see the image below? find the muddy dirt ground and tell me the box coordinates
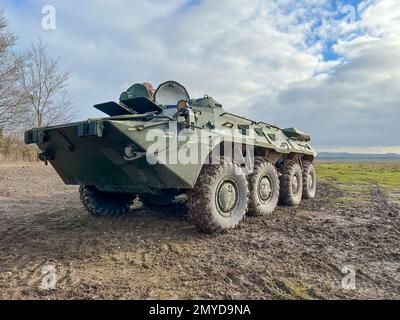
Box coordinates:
[0,162,399,299]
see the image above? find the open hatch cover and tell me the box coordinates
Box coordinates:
[154,81,190,106]
[94,101,133,117]
[94,81,189,116]
[94,97,163,116]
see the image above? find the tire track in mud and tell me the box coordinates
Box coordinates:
[359,184,400,296]
[0,163,399,299]
[370,184,400,231]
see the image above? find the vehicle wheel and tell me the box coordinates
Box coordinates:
[187,160,249,233]
[138,193,176,207]
[79,185,134,216]
[247,157,280,216]
[302,161,316,199]
[279,160,303,206]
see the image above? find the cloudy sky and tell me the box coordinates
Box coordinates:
[3,0,400,153]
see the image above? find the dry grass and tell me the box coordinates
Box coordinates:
[0,135,37,162]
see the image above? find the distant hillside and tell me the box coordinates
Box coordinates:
[317,152,400,160]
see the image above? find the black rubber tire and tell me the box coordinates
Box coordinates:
[187,159,249,233]
[138,194,176,207]
[279,160,303,206]
[302,161,316,199]
[247,157,280,216]
[79,185,134,216]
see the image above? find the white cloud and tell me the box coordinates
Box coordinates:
[245,0,400,149]
[3,0,400,152]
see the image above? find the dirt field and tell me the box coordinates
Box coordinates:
[0,162,399,299]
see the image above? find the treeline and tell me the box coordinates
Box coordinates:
[0,9,73,161]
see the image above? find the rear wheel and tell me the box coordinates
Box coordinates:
[188,160,248,233]
[247,158,280,216]
[279,160,303,206]
[79,185,134,216]
[302,161,316,199]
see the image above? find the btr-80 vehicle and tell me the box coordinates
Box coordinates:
[25,81,317,233]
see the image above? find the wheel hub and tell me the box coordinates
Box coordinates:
[216,179,239,217]
[308,173,314,190]
[259,176,272,202]
[292,174,299,193]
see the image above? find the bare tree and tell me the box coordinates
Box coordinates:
[19,38,73,128]
[0,9,26,134]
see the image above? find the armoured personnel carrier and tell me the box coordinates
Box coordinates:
[25,81,317,233]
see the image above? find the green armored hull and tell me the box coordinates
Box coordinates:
[26,81,317,233]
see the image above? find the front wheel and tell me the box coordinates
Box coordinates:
[79,185,134,216]
[187,160,248,233]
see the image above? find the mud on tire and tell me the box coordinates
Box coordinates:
[279,160,303,206]
[187,160,249,233]
[79,185,134,216]
[247,157,280,216]
[302,160,316,199]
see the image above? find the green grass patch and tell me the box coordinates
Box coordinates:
[338,184,370,194]
[316,162,400,187]
[335,196,367,204]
